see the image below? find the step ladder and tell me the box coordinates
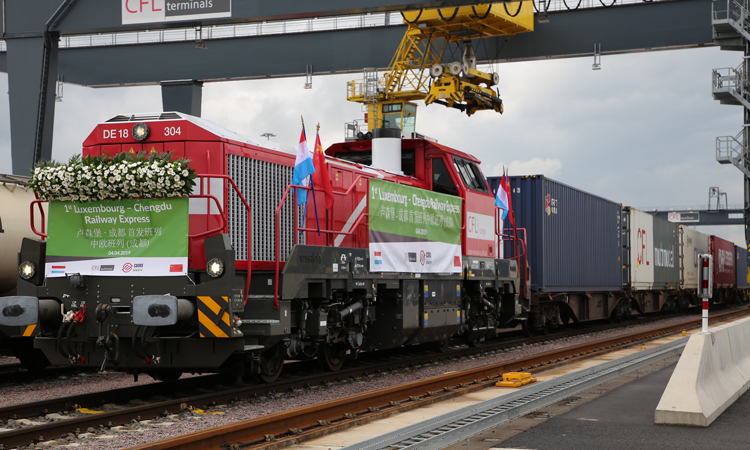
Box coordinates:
[712,0,750,178]
[716,129,750,178]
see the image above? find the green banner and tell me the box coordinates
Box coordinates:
[45,198,188,277]
[369,179,462,273]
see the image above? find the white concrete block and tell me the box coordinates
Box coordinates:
[655,317,750,427]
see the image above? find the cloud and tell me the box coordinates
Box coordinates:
[491,158,563,178]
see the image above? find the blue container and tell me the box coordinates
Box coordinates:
[488,175,622,293]
[735,245,749,289]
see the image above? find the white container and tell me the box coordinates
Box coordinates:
[624,208,655,290]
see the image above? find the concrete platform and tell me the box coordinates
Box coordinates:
[478,361,750,450]
[287,318,749,450]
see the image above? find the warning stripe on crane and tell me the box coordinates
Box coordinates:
[197,296,231,338]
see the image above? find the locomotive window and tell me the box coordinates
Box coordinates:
[452,157,489,193]
[432,158,458,196]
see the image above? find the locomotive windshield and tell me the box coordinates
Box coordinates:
[432,158,459,196]
[453,157,489,193]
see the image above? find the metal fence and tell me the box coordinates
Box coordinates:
[637,204,745,212]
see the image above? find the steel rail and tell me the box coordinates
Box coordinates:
[124,308,750,450]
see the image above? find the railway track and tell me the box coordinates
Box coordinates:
[0,307,747,449]
[125,307,750,450]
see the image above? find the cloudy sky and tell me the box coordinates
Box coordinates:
[0,45,745,245]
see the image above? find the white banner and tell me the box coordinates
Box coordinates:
[45,257,187,278]
[370,242,461,273]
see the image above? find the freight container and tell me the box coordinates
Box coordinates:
[680,226,711,290]
[711,235,736,288]
[488,175,622,293]
[735,245,749,289]
[622,208,679,290]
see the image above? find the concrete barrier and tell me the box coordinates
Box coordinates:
[655,317,750,426]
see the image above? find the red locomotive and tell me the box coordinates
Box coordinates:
[0,113,524,381]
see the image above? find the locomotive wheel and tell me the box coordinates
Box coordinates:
[318,345,346,372]
[10,339,50,372]
[256,352,284,383]
[434,338,452,353]
[522,321,536,338]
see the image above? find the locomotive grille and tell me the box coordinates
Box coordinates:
[227,154,304,262]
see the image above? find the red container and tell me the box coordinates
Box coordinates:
[711,235,736,288]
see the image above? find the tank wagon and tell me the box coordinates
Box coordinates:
[0,174,50,369]
[0,113,524,381]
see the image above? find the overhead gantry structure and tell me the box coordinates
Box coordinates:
[0,0,715,175]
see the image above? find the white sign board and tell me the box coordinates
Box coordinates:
[122,0,231,25]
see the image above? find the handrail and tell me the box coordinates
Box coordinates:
[274,175,369,309]
[494,204,528,296]
[297,212,369,236]
[275,183,297,309]
[507,227,529,296]
[185,194,225,238]
[30,199,48,239]
[501,227,528,261]
[195,173,253,306]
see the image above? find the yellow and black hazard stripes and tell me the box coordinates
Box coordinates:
[197,296,232,338]
[22,324,38,337]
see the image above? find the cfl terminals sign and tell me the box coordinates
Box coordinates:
[122,0,231,25]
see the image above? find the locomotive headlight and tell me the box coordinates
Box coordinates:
[207,258,224,278]
[18,261,35,280]
[132,122,150,141]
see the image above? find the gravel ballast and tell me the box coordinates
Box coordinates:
[0,315,716,449]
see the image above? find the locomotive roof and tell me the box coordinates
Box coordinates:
[84,112,281,151]
[324,138,482,165]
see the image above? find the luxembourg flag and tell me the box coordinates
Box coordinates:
[292,125,315,205]
[495,172,509,220]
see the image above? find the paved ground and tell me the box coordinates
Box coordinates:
[463,361,750,450]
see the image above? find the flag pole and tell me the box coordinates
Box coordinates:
[311,122,321,236]
[299,116,307,240]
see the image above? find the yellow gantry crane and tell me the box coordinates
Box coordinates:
[347,2,534,134]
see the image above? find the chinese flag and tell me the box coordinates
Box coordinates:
[311,130,335,210]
